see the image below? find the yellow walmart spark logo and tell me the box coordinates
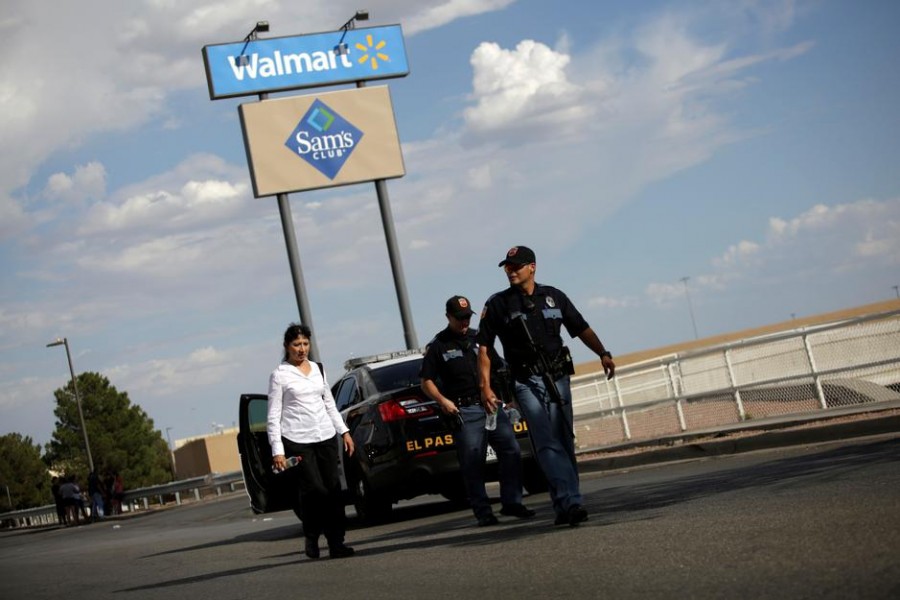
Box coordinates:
[356,34,390,70]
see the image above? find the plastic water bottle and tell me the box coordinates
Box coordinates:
[484,408,498,431]
[505,406,522,425]
[273,456,302,473]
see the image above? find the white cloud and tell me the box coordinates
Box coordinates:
[647,197,900,305]
[713,240,761,268]
[646,281,686,306]
[0,196,27,239]
[44,162,108,203]
[80,179,248,235]
[767,199,900,267]
[107,345,237,398]
[588,296,636,309]
[464,40,586,134]
[402,0,517,35]
[74,154,250,235]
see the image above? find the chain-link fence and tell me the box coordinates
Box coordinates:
[571,309,900,450]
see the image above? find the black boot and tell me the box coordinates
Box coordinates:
[328,542,355,559]
[304,537,320,559]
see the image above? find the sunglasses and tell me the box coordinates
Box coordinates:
[503,262,529,272]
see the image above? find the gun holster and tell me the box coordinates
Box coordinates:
[557,346,575,376]
[490,367,515,404]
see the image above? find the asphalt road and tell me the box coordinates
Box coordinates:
[2,433,898,599]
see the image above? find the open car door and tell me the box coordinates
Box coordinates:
[237,394,298,515]
[237,393,350,519]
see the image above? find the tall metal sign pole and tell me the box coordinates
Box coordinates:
[275,189,320,358]
[357,81,417,349]
[203,17,417,353]
[239,23,320,360]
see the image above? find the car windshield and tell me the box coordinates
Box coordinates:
[369,358,423,392]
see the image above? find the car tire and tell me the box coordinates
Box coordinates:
[353,475,392,524]
[522,462,549,494]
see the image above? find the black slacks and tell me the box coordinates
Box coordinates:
[281,435,346,544]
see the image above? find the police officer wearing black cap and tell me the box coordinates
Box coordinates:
[477,246,615,527]
[421,295,535,527]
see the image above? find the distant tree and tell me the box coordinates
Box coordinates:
[45,372,172,489]
[0,433,52,510]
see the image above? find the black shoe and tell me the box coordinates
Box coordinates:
[500,504,536,519]
[329,544,355,559]
[304,538,320,559]
[554,505,589,527]
[477,514,499,527]
[567,505,588,527]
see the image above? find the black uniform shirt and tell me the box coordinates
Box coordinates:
[420,328,480,399]
[477,283,589,377]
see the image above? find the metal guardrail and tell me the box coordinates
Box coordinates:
[0,471,245,529]
[569,309,900,450]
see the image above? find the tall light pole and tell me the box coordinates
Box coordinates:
[680,277,699,340]
[893,285,899,299]
[46,337,94,473]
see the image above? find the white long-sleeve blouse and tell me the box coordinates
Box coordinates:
[267,361,349,457]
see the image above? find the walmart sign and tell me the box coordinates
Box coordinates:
[202,25,409,99]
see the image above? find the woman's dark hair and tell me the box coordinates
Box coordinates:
[282,322,312,361]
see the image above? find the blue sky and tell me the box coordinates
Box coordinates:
[2,0,898,448]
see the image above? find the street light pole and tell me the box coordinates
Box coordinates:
[46,337,95,473]
[680,276,699,340]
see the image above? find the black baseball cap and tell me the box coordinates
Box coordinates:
[498,245,536,267]
[446,295,475,319]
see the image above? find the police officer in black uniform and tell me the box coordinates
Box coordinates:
[477,246,615,527]
[421,295,535,526]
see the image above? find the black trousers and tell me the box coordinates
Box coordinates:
[282,435,346,544]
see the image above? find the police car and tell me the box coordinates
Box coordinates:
[237,349,546,524]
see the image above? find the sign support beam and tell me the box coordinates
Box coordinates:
[356,79,418,350]
[258,88,320,361]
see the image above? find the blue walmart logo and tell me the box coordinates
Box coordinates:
[285,99,363,180]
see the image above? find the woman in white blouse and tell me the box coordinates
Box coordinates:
[268,323,356,559]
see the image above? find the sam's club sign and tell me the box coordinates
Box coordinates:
[286,99,363,180]
[202,25,409,99]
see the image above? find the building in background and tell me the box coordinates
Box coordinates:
[172,427,240,479]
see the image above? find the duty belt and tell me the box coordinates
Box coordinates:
[454,395,482,407]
